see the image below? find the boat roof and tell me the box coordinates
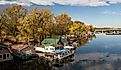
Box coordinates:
[42,38,60,46]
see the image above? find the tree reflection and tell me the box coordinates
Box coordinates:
[77,35,96,47]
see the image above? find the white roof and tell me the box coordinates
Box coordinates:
[64,46,74,49]
[45,46,55,48]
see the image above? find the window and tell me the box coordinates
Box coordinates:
[7,54,9,57]
[0,55,2,59]
[45,48,48,50]
[3,54,6,59]
[50,48,54,50]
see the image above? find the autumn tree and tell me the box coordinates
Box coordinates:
[1,4,27,37]
[89,25,95,32]
[0,15,3,42]
[17,8,54,44]
[69,21,81,35]
[0,5,94,44]
[55,13,72,35]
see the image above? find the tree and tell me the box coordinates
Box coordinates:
[68,21,86,35]
[89,25,95,32]
[68,20,94,36]
[55,13,72,35]
[17,8,54,44]
[1,5,27,37]
[0,15,3,42]
[69,21,81,35]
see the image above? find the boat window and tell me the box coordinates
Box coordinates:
[0,55,2,58]
[55,54,58,56]
[50,48,54,50]
[3,54,6,59]
[45,48,48,50]
[68,51,70,53]
[63,53,65,55]
[50,48,52,50]
[60,55,63,57]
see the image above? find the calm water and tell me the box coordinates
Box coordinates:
[1,34,121,70]
[55,34,121,70]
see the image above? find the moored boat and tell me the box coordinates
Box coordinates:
[64,45,76,50]
[53,49,74,60]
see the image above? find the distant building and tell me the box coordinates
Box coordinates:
[0,45,13,62]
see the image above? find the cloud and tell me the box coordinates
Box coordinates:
[0,0,121,6]
[51,0,110,6]
[102,10,121,15]
[109,0,121,4]
[0,0,31,6]
[30,0,54,5]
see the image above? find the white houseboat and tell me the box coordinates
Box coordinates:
[35,38,64,53]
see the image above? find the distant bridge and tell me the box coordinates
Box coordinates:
[94,29,121,34]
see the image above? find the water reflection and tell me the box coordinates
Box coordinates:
[54,35,121,70]
[72,53,121,70]
[77,35,96,47]
[0,57,52,70]
[52,54,75,67]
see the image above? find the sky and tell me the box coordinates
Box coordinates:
[0,0,121,27]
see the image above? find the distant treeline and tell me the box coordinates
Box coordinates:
[0,4,94,44]
[95,27,121,30]
[95,27,112,30]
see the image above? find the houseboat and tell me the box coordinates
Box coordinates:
[35,37,76,60]
[53,49,74,60]
[35,38,64,53]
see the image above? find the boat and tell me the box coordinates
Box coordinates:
[53,49,74,60]
[64,45,76,50]
[35,45,55,53]
[35,38,64,53]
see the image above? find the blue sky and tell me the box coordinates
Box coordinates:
[50,4,121,27]
[0,0,121,27]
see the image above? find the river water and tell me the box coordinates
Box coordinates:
[1,34,121,70]
[54,34,121,70]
